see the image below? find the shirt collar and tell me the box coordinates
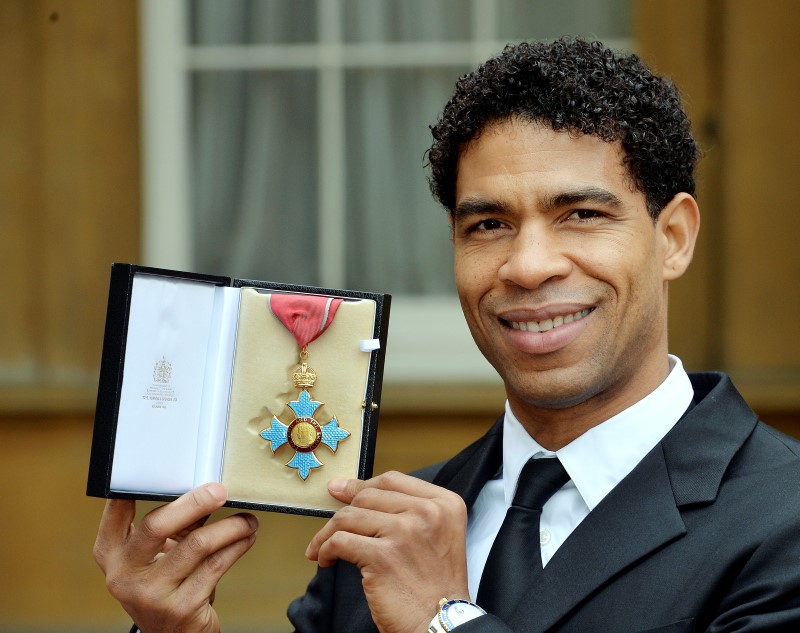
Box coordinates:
[502,355,694,509]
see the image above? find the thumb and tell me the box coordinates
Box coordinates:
[327,478,364,503]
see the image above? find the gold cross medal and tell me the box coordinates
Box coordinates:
[259,295,350,480]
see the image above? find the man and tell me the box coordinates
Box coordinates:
[95,38,800,633]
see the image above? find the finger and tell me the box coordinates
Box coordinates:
[171,514,212,541]
[177,524,258,601]
[97,498,137,545]
[346,487,426,514]
[306,506,386,562]
[314,529,377,569]
[328,471,445,504]
[161,513,258,580]
[126,483,228,565]
[131,532,255,630]
[94,498,137,571]
[153,515,213,562]
[153,535,185,561]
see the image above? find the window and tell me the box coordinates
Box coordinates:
[140,0,630,384]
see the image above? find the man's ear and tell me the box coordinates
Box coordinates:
[657,192,700,281]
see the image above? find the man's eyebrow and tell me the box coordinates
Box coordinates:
[453,187,624,219]
[453,197,508,219]
[544,187,624,210]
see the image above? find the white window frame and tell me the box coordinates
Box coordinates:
[139,0,629,385]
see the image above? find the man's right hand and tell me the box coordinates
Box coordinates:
[93,483,259,633]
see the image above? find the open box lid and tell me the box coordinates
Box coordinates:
[87,263,390,517]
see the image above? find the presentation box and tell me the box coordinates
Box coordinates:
[87,263,390,517]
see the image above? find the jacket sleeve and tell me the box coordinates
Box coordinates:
[706,515,800,632]
[455,615,516,632]
[287,561,378,633]
[286,565,337,632]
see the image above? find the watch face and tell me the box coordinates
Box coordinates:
[440,599,486,629]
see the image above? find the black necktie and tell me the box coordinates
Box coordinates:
[477,457,570,618]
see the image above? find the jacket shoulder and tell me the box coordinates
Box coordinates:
[756,421,800,458]
[410,459,449,483]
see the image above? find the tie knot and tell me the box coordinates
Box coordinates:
[512,457,570,510]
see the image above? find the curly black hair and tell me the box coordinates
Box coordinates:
[427,37,698,219]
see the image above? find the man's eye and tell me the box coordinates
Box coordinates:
[476,218,504,231]
[569,209,603,221]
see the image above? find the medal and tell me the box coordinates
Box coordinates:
[259,294,350,480]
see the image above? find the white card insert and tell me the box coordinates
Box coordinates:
[110,273,240,495]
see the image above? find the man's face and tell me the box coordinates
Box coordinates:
[453,119,671,419]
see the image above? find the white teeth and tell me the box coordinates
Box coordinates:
[508,308,592,333]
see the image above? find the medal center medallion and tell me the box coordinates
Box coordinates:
[287,417,322,452]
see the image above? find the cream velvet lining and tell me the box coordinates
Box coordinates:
[222,288,376,512]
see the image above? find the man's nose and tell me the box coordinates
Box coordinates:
[497,227,572,289]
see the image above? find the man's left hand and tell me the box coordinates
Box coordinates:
[305,471,471,633]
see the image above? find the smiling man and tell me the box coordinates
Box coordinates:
[95,38,800,633]
[450,121,691,435]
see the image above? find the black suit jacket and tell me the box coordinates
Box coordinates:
[289,373,800,632]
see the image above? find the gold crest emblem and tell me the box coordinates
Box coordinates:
[153,356,172,384]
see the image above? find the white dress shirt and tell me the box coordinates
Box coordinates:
[465,355,694,600]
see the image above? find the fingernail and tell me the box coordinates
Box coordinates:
[328,478,347,494]
[206,483,227,502]
[245,514,259,531]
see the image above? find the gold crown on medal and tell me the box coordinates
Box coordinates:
[292,362,317,389]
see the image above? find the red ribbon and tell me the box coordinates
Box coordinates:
[269,294,343,348]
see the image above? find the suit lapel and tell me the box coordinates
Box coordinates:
[433,416,504,507]
[505,373,759,631]
[509,442,685,632]
[661,373,758,506]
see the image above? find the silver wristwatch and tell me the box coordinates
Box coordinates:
[428,598,486,632]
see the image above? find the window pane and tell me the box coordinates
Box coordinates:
[189,0,317,45]
[191,70,319,283]
[344,0,471,43]
[496,0,630,41]
[344,68,469,294]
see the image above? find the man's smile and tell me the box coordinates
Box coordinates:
[502,307,595,333]
[493,305,598,356]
